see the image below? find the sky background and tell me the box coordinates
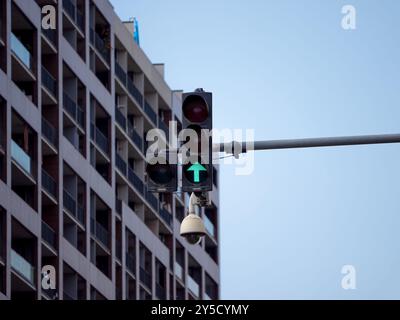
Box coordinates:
[110,0,400,299]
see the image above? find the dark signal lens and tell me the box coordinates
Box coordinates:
[147,163,173,184]
[183,96,209,123]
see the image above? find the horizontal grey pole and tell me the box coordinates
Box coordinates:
[215,133,400,154]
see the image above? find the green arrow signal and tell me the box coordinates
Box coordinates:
[187,162,207,183]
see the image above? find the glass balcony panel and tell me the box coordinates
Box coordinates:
[11,33,32,70]
[204,215,215,238]
[11,140,32,175]
[174,261,183,281]
[11,249,34,283]
[188,274,200,297]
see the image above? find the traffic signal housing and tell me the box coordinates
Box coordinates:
[181,89,213,192]
[146,150,177,193]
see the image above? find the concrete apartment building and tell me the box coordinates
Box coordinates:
[0,0,220,300]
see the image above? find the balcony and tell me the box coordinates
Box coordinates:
[90,28,110,63]
[42,169,57,199]
[63,189,84,224]
[128,167,144,195]
[42,28,57,46]
[63,0,84,32]
[126,252,135,275]
[204,215,215,239]
[115,198,122,215]
[156,283,166,300]
[42,66,57,98]
[115,153,127,176]
[145,188,158,212]
[11,33,32,71]
[144,101,157,125]
[127,121,143,151]
[115,61,127,85]
[159,207,172,227]
[63,291,76,300]
[42,117,57,148]
[63,92,84,129]
[91,218,109,248]
[11,140,32,175]
[91,123,109,155]
[140,266,152,289]
[116,241,122,261]
[115,106,126,130]
[158,120,169,141]
[188,274,200,297]
[11,249,34,284]
[42,221,56,248]
[174,261,183,281]
[126,77,143,107]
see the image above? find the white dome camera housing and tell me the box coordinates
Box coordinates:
[180,213,206,245]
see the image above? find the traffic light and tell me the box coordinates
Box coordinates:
[146,150,177,192]
[181,89,213,192]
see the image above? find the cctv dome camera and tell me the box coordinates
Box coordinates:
[180,214,206,245]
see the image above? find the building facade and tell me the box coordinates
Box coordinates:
[0,0,219,300]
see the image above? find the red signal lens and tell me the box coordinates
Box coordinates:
[183,95,209,123]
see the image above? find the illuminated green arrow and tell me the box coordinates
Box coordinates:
[187,162,207,183]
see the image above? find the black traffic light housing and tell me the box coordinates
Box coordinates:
[146,150,177,192]
[181,89,213,192]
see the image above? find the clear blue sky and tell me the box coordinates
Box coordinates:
[110,0,400,299]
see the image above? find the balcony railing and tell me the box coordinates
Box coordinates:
[11,140,32,175]
[188,274,200,297]
[204,215,215,238]
[115,106,126,130]
[158,119,169,141]
[63,0,75,22]
[159,207,172,227]
[91,218,109,248]
[145,188,158,211]
[11,249,34,284]
[115,198,122,215]
[127,121,143,151]
[42,169,57,199]
[127,77,143,107]
[115,153,127,176]
[63,189,84,224]
[63,92,84,129]
[156,283,166,300]
[42,221,56,248]
[174,261,183,281]
[63,0,84,32]
[11,33,32,70]
[140,266,152,289]
[76,9,84,32]
[91,123,109,155]
[128,167,144,195]
[115,61,127,85]
[126,252,135,275]
[204,293,212,300]
[42,66,57,97]
[144,101,157,125]
[90,28,110,63]
[42,117,57,147]
[63,291,76,300]
[42,28,57,46]
[116,241,122,261]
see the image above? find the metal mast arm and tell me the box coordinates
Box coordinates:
[215,133,400,155]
